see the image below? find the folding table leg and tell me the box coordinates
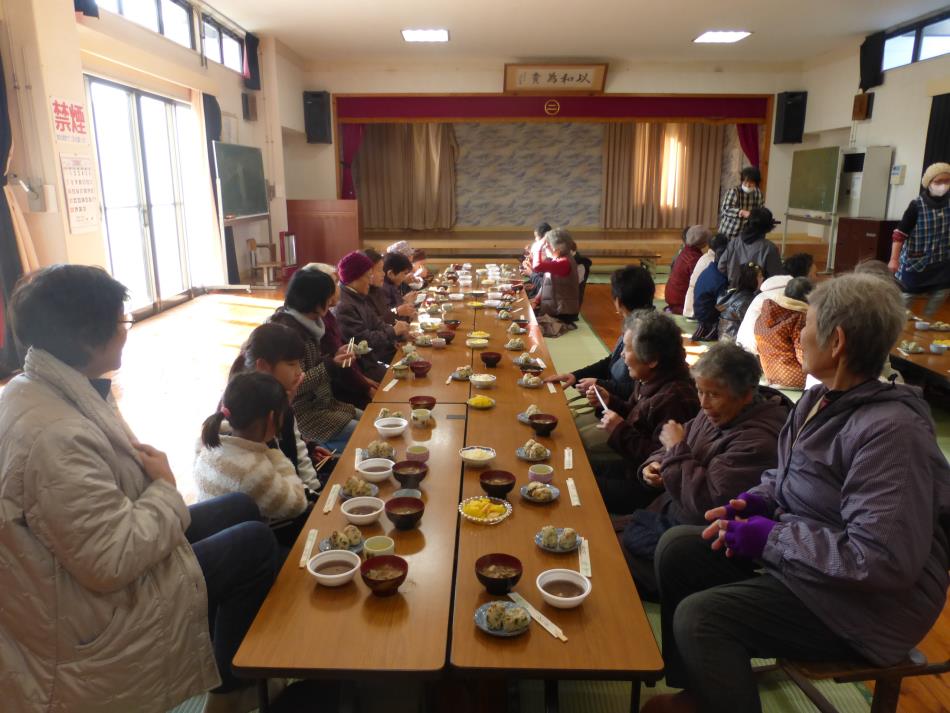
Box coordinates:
[257,679,270,713]
[629,681,641,713]
[544,679,559,713]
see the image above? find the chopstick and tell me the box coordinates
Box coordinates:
[343,337,355,369]
[592,385,609,412]
[314,449,337,472]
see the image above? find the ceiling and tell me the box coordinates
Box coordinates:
[213,0,950,66]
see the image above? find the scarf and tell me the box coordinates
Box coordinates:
[285,307,325,342]
[24,348,142,463]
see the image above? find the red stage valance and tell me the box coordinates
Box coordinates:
[336,94,769,122]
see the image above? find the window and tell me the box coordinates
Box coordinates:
[161,0,194,49]
[122,0,159,32]
[222,32,243,72]
[202,19,222,63]
[882,11,950,71]
[883,30,916,70]
[97,0,195,50]
[920,17,950,61]
[202,16,244,73]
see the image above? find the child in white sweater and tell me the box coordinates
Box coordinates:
[195,372,307,521]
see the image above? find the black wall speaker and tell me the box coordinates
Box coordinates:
[303,91,332,144]
[774,91,807,144]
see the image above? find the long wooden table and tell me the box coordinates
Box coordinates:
[234,266,663,710]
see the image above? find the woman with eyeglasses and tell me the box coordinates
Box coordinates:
[0,265,279,713]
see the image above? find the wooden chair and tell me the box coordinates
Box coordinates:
[759,649,950,713]
[247,239,282,287]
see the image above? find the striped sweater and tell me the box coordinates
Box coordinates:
[194,434,307,520]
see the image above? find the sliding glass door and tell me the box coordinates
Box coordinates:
[88,77,195,314]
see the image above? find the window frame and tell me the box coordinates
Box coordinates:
[159,0,196,50]
[883,10,950,71]
[99,0,197,50]
[201,14,245,75]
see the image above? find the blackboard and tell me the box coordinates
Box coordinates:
[213,141,268,219]
[788,147,841,213]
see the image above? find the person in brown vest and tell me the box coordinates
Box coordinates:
[531,227,581,327]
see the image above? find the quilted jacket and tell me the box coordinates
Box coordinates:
[0,349,218,712]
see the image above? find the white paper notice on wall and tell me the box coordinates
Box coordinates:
[59,154,100,234]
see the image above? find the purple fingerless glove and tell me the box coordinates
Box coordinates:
[723,491,769,520]
[724,516,776,559]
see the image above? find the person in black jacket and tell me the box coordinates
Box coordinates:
[718,262,763,341]
[544,265,656,463]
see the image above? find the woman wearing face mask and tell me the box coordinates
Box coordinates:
[888,162,950,318]
[718,167,763,241]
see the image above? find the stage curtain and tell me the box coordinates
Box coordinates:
[356,123,458,230]
[736,123,760,167]
[602,122,723,229]
[340,124,364,199]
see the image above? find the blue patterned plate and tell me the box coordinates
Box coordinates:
[534,528,580,553]
[339,483,380,501]
[473,601,530,637]
[319,537,364,555]
[520,484,560,503]
[516,446,551,462]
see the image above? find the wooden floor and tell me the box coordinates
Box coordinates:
[582,282,950,713]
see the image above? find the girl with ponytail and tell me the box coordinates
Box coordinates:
[195,372,308,522]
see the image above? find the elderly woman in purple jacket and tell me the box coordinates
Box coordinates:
[643,273,950,713]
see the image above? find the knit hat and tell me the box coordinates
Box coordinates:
[921,162,950,189]
[387,240,413,258]
[685,225,712,247]
[337,251,374,284]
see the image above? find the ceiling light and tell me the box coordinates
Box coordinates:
[694,31,751,44]
[401,29,449,43]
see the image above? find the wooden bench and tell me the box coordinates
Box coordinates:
[758,650,950,713]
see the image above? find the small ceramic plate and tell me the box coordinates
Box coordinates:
[339,483,380,501]
[451,371,472,381]
[534,528,581,553]
[520,484,560,503]
[517,412,534,425]
[506,343,526,352]
[458,496,512,525]
[319,537,365,555]
[517,378,543,389]
[516,446,551,462]
[474,601,530,637]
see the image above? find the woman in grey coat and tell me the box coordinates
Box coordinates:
[717,206,785,285]
[0,266,278,713]
[644,273,950,713]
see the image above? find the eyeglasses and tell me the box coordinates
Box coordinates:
[119,317,135,330]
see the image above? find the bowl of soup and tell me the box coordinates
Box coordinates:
[479,351,502,368]
[409,395,437,411]
[409,360,433,378]
[340,496,385,526]
[536,568,591,609]
[385,496,425,530]
[374,417,409,439]
[356,458,395,483]
[479,470,516,499]
[442,320,462,331]
[307,549,361,587]
[437,329,456,344]
[360,554,409,596]
[528,413,559,438]
[391,461,429,490]
[475,553,523,595]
